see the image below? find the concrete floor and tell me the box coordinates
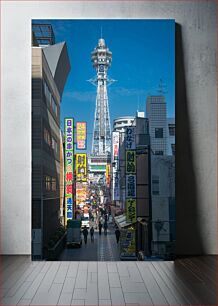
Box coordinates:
[0,255,216,305]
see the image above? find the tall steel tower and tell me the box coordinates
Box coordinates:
[89,38,115,156]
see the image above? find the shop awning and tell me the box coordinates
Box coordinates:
[114,214,136,228]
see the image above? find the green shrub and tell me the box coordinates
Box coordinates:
[47,226,66,249]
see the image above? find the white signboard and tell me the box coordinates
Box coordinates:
[112,131,120,162]
[112,169,120,201]
[126,127,136,150]
[126,174,136,198]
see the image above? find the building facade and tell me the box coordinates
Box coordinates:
[167,118,175,156]
[150,155,175,257]
[112,116,135,210]
[32,35,70,259]
[113,116,135,133]
[146,95,167,155]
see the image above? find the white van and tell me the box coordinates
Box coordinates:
[81,214,90,229]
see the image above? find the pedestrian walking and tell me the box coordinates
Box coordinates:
[104,222,108,235]
[98,221,102,235]
[90,226,94,242]
[82,226,88,244]
[115,228,120,243]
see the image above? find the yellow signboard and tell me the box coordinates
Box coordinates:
[126,198,136,222]
[76,153,87,181]
[106,164,111,187]
[126,150,136,174]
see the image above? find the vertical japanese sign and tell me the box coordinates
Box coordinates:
[76,153,87,181]
[126,174,136,198]
[64,118,74,226]
[76,122,87,150]
[126,199,136,222]
[126,150,136,173]
[106,164,111,188]
[113,170,120,200]
[112,131,119,161]
[126,127,136,150]
[112,131,120,201]
[125,127,136,222]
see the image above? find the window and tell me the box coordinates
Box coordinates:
[52,137,58,153]
[43,80,51,104]
[171,144,175,156]
[155,128,163,138]
[168,124,175,136]
[51,177,56,191]
[45,176,51,191]
[44,80,58,116]
[155,151,163,155]
[51,96,57,116]
[152,175,159,195]
[44,128,51,146]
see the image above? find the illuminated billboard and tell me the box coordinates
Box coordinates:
[64,118,74,225]
[76,122,87,150]
[76,153,87,181]
[76,182,87,205]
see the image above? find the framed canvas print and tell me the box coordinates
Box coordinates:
[31,19,175,261]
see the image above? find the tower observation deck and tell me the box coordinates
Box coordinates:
[89,38,115,157]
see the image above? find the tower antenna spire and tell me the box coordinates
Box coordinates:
[90,37,115,157]
[101,27,103,38]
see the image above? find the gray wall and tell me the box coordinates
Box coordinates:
[1,1,217,255]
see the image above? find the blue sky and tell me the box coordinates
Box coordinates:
[33,19,175,153]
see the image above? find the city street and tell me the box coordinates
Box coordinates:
[59,222,120,261]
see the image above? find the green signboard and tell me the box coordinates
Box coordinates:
[64,118,74,225]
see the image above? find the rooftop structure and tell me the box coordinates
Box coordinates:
[32,24,55,46]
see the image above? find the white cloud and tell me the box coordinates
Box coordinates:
[63,90,95,102]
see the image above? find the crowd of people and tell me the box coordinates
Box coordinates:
[82,212,121,245]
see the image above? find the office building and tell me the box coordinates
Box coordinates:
[146,95,167,155]
[112,116,135,210]
[32,25,70,259]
